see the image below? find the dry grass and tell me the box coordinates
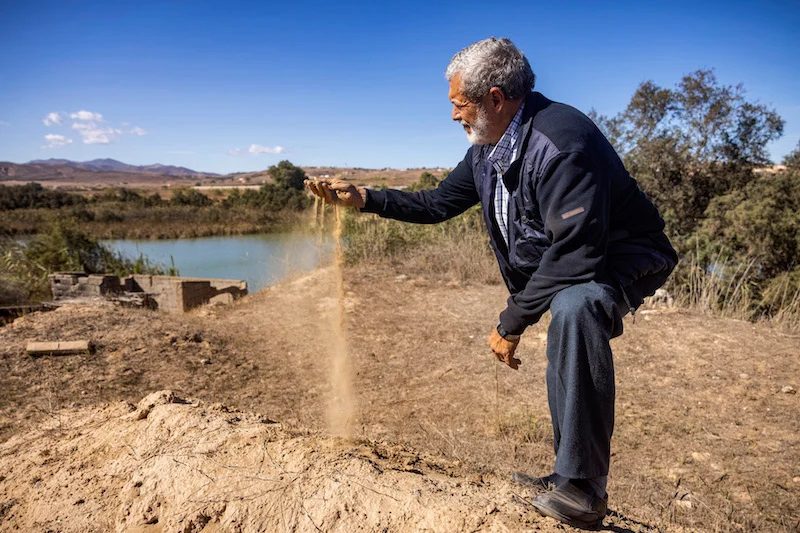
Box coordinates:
[341,207,501,285]
[670,249,800,331]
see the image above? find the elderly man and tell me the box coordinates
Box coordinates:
[307,37,677,529]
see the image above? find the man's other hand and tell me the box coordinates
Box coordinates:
[304,178,366,209]
[488,328,521,370]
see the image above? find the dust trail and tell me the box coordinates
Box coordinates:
[312,200,356,438]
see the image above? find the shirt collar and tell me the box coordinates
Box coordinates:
[487,102,525,174]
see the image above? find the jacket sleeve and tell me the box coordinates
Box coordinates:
[499,151,610,334]
[360,149,479,223]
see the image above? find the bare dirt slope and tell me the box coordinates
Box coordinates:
[1,264,799,531]
[0,390,531,532]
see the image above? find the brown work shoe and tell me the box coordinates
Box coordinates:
[530,482,608,530]
[511,471,560,492]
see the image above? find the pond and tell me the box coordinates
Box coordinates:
[103,233,334,294]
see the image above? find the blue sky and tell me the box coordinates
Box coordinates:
[1,0,798,174]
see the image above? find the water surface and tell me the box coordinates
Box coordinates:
[104,233,333,293]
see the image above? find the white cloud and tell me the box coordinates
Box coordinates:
[248,144,285,154]
[227,144,286,157]
[70,110,104,122]
[43,112,62,126]
[43,134,72,147]
[72,122,122,144]
[42,109,145,146]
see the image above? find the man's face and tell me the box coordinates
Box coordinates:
[447,73,497,144]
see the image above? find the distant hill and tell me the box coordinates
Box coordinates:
[25,158,213,177]
[0,158,444,189]
[0,158,218,185]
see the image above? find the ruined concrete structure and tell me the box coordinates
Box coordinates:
[49,272,247,313]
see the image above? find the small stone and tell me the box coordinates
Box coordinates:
[200,358,212,365]
[691,451,711,463]
[484,504,499,515]
[781,385,796,394]
[739,373,750,379]
[674,499,693,510]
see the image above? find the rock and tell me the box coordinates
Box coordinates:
[691,451,711,463]
[780,385,796,394]
[674,499,693,510]
[645,288,674,308]
[674,490,694,510]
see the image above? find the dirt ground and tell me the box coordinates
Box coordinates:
[1,264,798,531]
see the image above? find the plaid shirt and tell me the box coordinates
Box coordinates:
[487,103,524,246]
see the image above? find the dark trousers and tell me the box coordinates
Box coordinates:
[546,281,626,479]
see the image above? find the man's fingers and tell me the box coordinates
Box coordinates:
[335,190,353,203]
[319,183,336,204]
[328,180,354,191]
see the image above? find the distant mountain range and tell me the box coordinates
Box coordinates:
[26,158,213,176]
[0,158,218,183]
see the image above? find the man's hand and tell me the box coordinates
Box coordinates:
[488,328,521,370]
[304,178,366,209]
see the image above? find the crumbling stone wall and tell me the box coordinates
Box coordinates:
[49,273,247,313]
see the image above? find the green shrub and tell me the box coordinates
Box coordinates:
[0,183,84,210]
[0,222,171,303]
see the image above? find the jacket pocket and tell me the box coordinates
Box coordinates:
[509,215,550,271]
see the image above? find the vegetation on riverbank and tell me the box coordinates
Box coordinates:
[0,161,311,239]
[0,222,174,304]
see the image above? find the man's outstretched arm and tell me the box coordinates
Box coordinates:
[307,148,479,224]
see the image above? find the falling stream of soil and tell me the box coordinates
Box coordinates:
[312,197,356,437]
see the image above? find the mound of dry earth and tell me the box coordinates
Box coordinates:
[0,390,535,532]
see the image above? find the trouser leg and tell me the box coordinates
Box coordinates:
[545,281,624,480]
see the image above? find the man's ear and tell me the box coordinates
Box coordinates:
[488,86,506,111]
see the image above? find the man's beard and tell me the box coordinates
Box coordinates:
[462,105,493,145]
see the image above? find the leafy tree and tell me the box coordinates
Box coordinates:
[595,69,784,240]
[268,160,307,190]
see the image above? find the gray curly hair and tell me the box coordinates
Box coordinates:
[445,37,535,102]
